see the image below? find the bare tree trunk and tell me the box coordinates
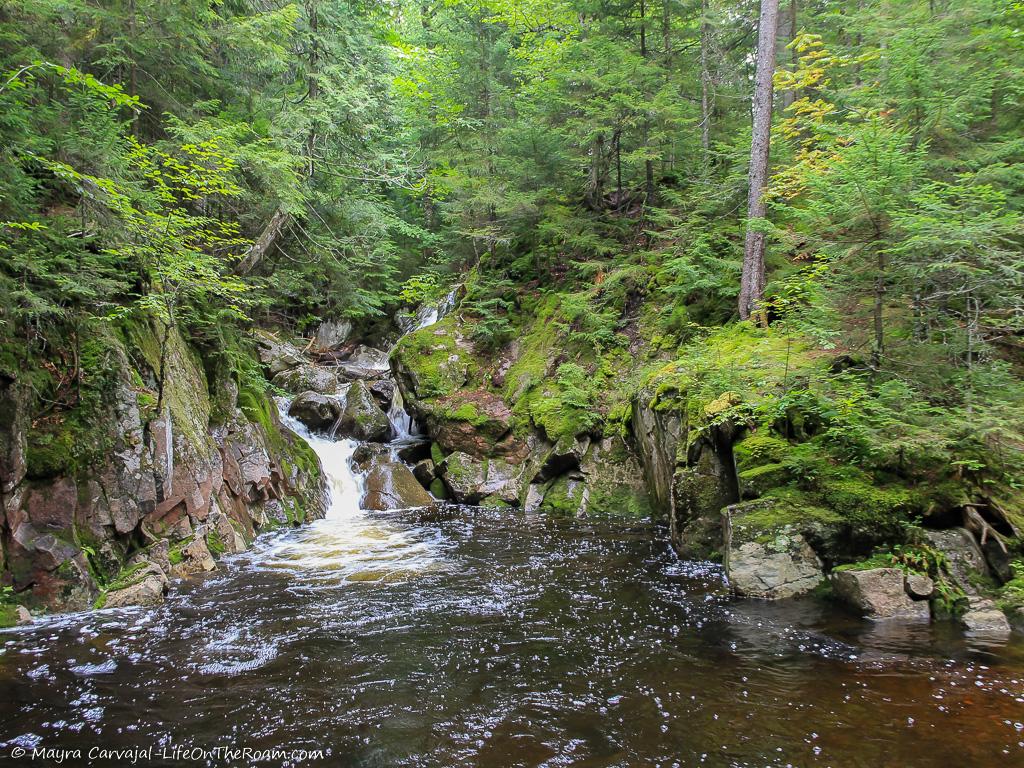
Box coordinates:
[699,0,712,166]
[738,0,780,321]
[871,248,886,370]
[234,207,290,276]
[780,0,798,110]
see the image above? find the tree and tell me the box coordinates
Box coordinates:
[738,0,779,321]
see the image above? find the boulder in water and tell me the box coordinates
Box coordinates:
[361,457,435,510]
[412,459,435,488]
[722,499,826,599]
[831,568,930,620]
[338,346,390,380]
[333,380,391,442]
[104,562,168,608]
[288,391,341,432]
[272,364,339,395]
[439,451,527,505]
[961,597,1012,635]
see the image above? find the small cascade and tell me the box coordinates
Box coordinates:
[387,387,418,440]
[385,285,460,437]
[249,402,438,582]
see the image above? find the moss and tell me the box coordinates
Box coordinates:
[738,462,791,498]
[586,483,653,519]
[429,477,448,499]
[430,443,446,466]
[104,561,148,592]
[0,603,21,628]
[206,528,226,557]
[392,314,469,400]
[730,494,842,546]
[833,554,900,572]
[733,433,791,470]
[538,475,587,517]
[168,541,186,566]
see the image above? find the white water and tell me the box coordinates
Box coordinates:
[242,405,439,583]
[385,287,458,438]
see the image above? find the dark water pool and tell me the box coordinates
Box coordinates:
[2,504,1023,767]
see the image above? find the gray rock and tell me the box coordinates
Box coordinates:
[288,391,342,432]
[961,597,1012,635]
[272,364,339,395]
[171,536,217,577]
[439,452,527,505]
[368,379,396,405]
[412,459,435,488]
[128,539,171,576]
[15,605,33,625]
[361,459,435,510]
[333,381,391,442]
[255,331,305,375]
[905,572,935,599]
[721,501,825,600]
[315,319,353,350]
[725,533,824,599]
[831,568,930,620]
[925,527,989,595]
[105,563,168,608]
[338,346,390,379]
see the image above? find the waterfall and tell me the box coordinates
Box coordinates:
[387,387,418,440]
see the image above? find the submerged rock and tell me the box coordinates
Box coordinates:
[361,458,434,510]
[831,568,930,621]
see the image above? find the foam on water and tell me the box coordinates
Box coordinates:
[239,404,440,584]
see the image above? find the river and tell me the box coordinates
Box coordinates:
[2,407,1024,766]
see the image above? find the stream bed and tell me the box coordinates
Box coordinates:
[2,421,1024,766]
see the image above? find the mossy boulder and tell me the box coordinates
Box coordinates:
[333,381,391,442]
[439,452,527,505]
[423,390,523,459]
[722,499,831,599]
[391,315,470,403]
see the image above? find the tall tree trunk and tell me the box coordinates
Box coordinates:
[780,0,798,110]
[738,0,780,321]
[640,0,655,203]
[699,0,712,166]
[871,248,886,370]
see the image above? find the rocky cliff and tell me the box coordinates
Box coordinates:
[0,318,325,621]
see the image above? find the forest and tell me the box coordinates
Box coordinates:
[4,0,1023,535]
[1,1,1024,763]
